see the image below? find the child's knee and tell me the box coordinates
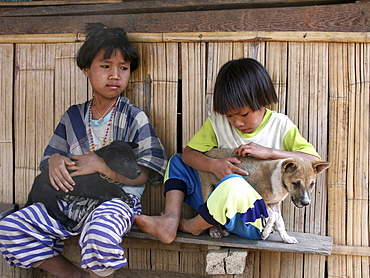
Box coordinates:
[215,174,254,195]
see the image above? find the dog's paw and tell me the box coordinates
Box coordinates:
[261,230,270,240]
[125,199,134,208]
[261,226,274,240]
[121,195,134,208]
[282,235,298,244]
[65,219,79,231]
[209,225,230,238]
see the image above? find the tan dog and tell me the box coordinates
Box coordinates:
[198,148,330,244]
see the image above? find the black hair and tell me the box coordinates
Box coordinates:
[76,22,139,72]
[213,58,278,114]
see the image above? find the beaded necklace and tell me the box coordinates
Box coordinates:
[87,97,119,151]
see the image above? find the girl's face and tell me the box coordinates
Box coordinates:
[82,49,131,100]
[225,106,265,134]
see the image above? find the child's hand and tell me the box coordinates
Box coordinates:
[68,151,107,177]
[234,142,273,159]
[210,157,249,180]
[48,153,76,192]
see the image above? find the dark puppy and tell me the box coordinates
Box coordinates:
[26,140,141,230]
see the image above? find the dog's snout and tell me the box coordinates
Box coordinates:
[301,200,310,206]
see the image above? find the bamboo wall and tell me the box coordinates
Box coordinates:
[0,32,369,277]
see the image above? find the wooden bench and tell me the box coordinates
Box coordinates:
[65,225,332,276]
[127,226,333,256]
[0,203,333,276]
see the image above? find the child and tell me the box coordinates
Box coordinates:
[135,58,320,244]
[0,23,167,278]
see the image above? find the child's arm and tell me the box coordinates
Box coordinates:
[69,152,149,186]
[234,142,320,161]
[182,146,249,180]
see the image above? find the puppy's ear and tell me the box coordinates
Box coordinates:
[127,142,139,149]
[312,161,331,174]
[282,159,299,173]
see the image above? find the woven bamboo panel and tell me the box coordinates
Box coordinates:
[181,42,206,150]
[0,33,369,278]
[343,42,369,278]
[14,44,54,204]
[54,42,88,125]
[13,43,89,205]
[327,42,351,278]
[0,45,14,203]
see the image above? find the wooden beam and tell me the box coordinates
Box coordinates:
[332,244,370,257]
[0,31,368,44]
[0,2,368,35]
[0,0,354,15]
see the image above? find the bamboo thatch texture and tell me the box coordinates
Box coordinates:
[0,45,14,204]
[0,34,369,278]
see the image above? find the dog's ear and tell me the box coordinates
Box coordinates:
[312,161,331,174]
[127,142,139,149]
[281,159,299,173]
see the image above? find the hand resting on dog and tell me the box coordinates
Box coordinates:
[26,140,142,230]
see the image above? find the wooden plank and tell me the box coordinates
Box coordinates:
[0,0,121,7]
[0,2,369,35]
[126,228,333,255]
[332,244,370,257]
[0,1,354,15]
[0,203,18,219]
[1,30,370,45]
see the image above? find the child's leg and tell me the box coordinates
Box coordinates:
[38,254,88,278]
[79,198,136,276]
[135,179,186,244]
[0,203,76,269]
[205,174,269,240]
[178,214,213,236]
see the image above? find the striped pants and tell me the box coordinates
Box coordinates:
[0,196,141,276]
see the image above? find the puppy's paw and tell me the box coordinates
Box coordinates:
[121,195,134,208]
[209,225,230,238]
[65,219,79,231]
[261,230,270,240]
[282,235,298,244]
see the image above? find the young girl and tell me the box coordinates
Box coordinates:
[135,58,320,244]
[0,23,167,278]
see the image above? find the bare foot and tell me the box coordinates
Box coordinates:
[135,214,179,244]
[178,215,212,236]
